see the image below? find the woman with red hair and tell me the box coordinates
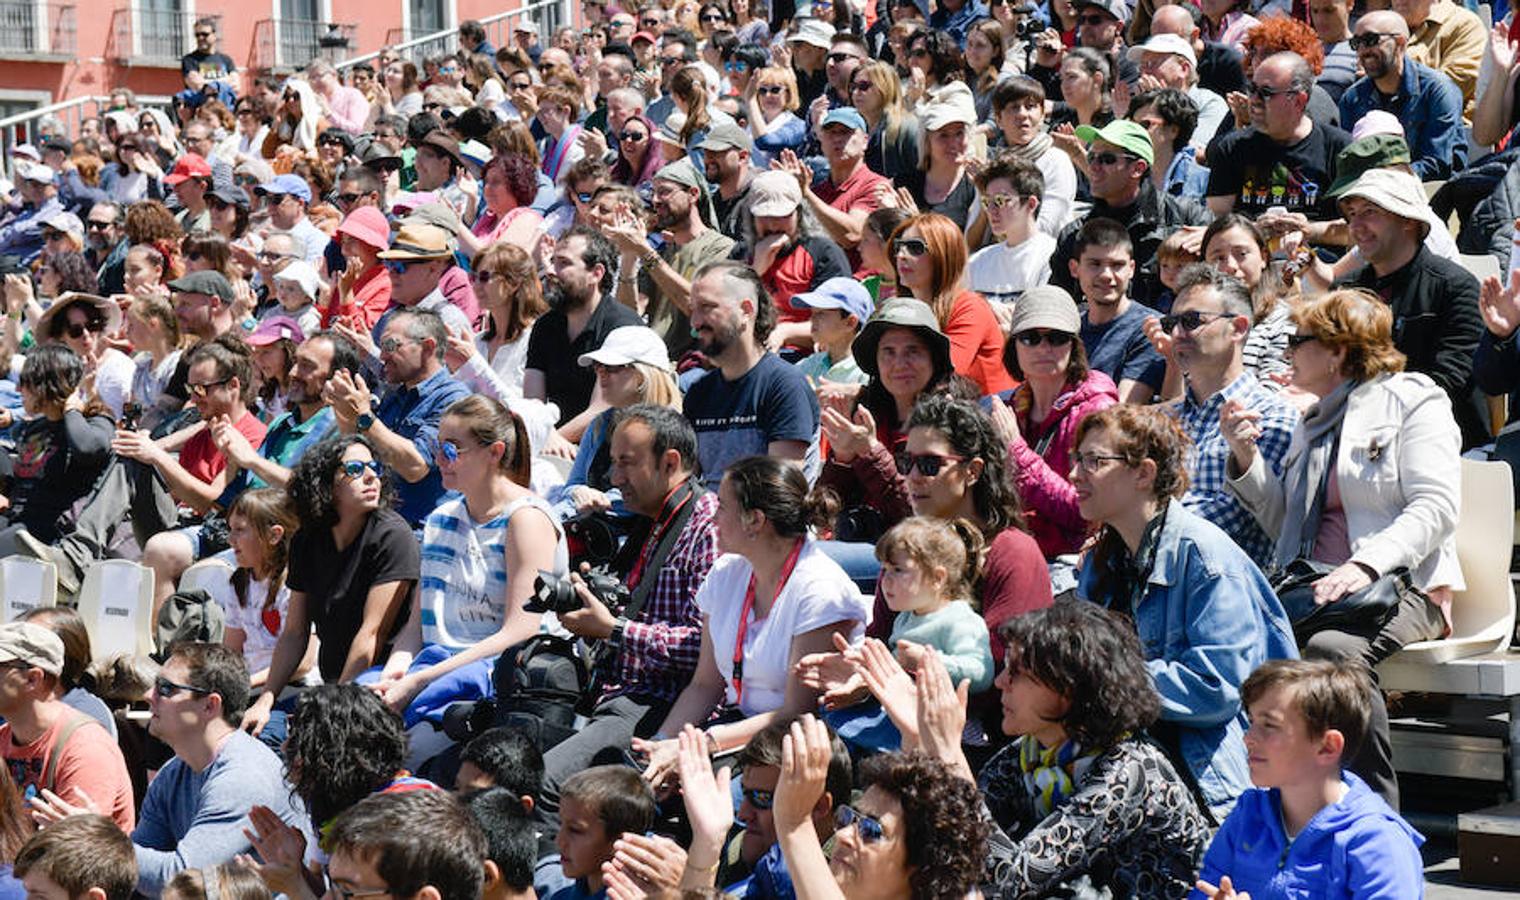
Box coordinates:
[890,213,1015,395]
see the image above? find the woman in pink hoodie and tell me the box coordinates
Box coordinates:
[989,285,1118,560]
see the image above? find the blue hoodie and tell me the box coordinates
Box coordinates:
[1191,771,1425,900]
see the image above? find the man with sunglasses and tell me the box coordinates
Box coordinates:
[37,643,306,896]
[0,163,62,266]
[968,156,1056,305]
[1074,0,1140,85]
[1338,12,1466,182]
[1206,51,1351,220]
[645,33,699,128]
[85,201,128,293]
[1050,119,1208,309]
[0,622,134,832]
[1158,265,1297,568]
[180,18,236,91]
[254,174,330,266]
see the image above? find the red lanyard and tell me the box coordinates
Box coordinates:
[733,539,805,705]
[627,482,695,591]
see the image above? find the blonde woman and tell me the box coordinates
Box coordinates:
[747,65,806,166]
[852,61,921,181]
[900,83,985,230]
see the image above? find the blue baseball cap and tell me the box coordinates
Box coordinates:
[820,107,868,133]
[254,173,312,203]
[790,277,875,324]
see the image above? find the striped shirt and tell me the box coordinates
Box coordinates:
[419,495,567,650]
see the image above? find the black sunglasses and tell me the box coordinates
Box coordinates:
[742,787,774,809]
[63,320,105,339]
[1286,332,1319,349]
[154,677,211,698]
[893,237,929,257]
[86,219,114,230]
[1250,83,1296,100]
[893,451,965,477]
[337,192,365,205]
[1348,32,1394,50]
[827,52,861,63]
[1015,330,1074,347]
[1087,151,1135,167]
[1160,310,1230,333]
[619,130,647,142]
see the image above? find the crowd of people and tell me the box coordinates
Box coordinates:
[0,0,1511,893]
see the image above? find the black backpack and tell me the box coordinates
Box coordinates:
[480,634,593,753]
[154,588,225,662]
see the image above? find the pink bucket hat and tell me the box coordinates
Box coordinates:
[336,205,390,251]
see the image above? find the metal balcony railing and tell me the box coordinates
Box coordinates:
[254,19,358,72]
[343,0,568,71]
[109,7,222,65]
[0,1,74,56]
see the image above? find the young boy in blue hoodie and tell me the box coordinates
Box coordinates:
[1194,659,1425,900]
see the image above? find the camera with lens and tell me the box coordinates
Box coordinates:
[528,568,631,617]
[1015,16,1044,39]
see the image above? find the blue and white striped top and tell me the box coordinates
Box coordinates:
[418,494,567,650]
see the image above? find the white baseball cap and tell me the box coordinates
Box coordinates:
[578,325,674,372]
[1125,33,1197,68]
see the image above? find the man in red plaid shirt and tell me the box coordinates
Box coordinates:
[542,404,720,828]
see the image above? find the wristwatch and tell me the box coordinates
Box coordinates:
[608,617,629,647]
[355,412,375,433]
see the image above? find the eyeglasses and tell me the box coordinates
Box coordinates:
[324,865,390,900]
[1160,310,1230,333]
[893,451,965,477]
[702,12,727,21]
[850,80,873,92]
[1286,332,1319,349]
[438,65,459,73]
[472,270,508,286]
[257,251,296,263]
[724,61,749,72]
[86,219,114,230]
[827,52,862,63]
[661,55,686,66]
[437,439,486,464]
[619,130,647,142]
[757,85,785,96]
[379,336,416,353]
[893,237,928,257]
[1087,151,1135,167]
[153,677,210,698]
[984,193,1024,209]
[909,47,930,57]
[1348,32,1395,50]
[642,16,663,26]
[187,376,232,396]
[1015,330,1074,347]
[63,319,105,339]
[835,805,886,843]
[575,191,595,203]
[340,459,384,480]
[742,786,774,810]
[509,79,534,90]
[194,31,213,39]
[337,192,365,206]
[1069,450,1128,473]
[1250,83,1296,100]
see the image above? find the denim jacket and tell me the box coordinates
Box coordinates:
[1338,60,1467,180]
[1077,502,1298,820]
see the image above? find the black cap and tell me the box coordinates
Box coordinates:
[167,270,234,303]
[207,185,248,208]
[39,136,70,155]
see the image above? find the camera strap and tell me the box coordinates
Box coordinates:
[620,479,701,625]
[733,538,805,706]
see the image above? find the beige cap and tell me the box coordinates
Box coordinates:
[1008,285,1081,336]
[749,170,804,217]
[0,622,63,677]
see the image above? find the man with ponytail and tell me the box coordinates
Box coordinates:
[541,404,721,828]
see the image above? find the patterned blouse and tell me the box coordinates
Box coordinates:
[979,736,1211,899]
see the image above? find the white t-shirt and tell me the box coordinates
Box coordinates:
[94,348,137,421]
[966,232,1057,306]
[208,565,293,678]
[694,540,870,717]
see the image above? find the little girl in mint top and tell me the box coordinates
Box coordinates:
[810,516,996,750]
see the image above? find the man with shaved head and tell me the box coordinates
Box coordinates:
[1205,51,1350,220]
[1148,3,1249,100]
[1338,10,1466,181]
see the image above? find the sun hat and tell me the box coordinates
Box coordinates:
[248,315,306,347]
[851,297,953,380]
[1125,33,1196,68]
[0,623,63,677]
[37,292,124,339]
[336,205,391,251]
[377,221,456,260]
[1007,285,1082,336]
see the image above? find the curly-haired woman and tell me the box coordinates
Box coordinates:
[241,435,419,737]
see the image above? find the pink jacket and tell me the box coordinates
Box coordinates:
[1007,370,1119,559]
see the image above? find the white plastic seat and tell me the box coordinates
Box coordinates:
[177,558,233,597]
[0,555,56,623]
[1459,252,1503,284]
[1380,459,1516,676]
[75,559,155,663]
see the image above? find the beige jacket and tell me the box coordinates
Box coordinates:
[1408,0,1486,120]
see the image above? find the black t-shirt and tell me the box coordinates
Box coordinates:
[526,295,643,425]
[714,182,751,240]
[181,50,236,80]
[4,411,113,543]
[900,168,980,230]
[1205,122,1350,220]
[287,508,420,682]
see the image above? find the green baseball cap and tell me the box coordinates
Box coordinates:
[1075,119,1154,166]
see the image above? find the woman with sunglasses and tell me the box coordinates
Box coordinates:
[747,66,807,166]
[856,601,1211,897]
[858,207,912,299]
[610,114,663,193]
[243,435,419,737]
[989,286,1117,562]
[1072,404,1296,822]
[231,97,270,161]
[136,109,181,171]
[1223,289,1460,808]
[633,456,869,791]
[889,213,1014,395]
[851,62,921,182]
[696,3,730,38]
[446,244,548,406]
[371,396,566,765]
[262,79,325,159]
[902,29,967,110]
[38,292,133,422]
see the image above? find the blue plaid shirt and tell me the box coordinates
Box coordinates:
[1175,371,1298,568]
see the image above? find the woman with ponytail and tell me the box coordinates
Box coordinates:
[370,394,568,767]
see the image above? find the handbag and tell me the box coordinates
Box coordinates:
[1271,558,1409,640]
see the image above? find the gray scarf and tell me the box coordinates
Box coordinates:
[1273,379,1357,570]
[1008,131,1054,163]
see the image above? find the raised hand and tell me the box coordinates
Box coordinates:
[772,715,832,833]
[1143,314,1175,360]
[848,637,919,746]
[914,646,972,779]
[607,833,688,896]
[986,393,1022,449]
[675,724,733,860]
[1196,875,1253,900]
[1219,398,1262,472]
[1493,17,1517,72]
[1479,267,1520,339]
[820,404,878,465]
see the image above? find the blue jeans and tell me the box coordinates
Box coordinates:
[815,540,880,595]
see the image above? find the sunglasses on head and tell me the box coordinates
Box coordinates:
[893,451,965,477]
[1160,310,1230,333]
[341,459,384,480]
[1015,330,1074,347]
[893,237,929,257]
[1348,32,1394,50]
[835,805,886,843]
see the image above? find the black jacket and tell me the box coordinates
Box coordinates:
[1345,246,1487,448]
[1050,179,1211,308]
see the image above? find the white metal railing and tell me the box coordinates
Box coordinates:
[336,0,571,72]
[0,94,173,162]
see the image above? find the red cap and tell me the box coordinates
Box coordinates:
[164,153,213,185]
[631,30,657,44]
